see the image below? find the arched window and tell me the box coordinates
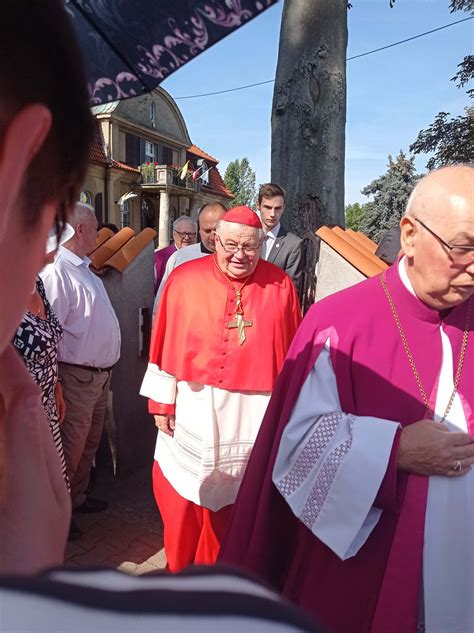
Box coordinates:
[80,190,92,205]
[94,193,103,224]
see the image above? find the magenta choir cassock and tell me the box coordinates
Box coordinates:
[220,259,474,633]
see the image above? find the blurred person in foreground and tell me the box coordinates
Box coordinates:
[0,565,324,633]
[0,0,93,574]
[221,165,474,633]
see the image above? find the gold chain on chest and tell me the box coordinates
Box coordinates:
[213,255,254,345]
[380,273,471,424]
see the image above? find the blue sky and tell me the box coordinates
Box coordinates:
[161,1,472,205]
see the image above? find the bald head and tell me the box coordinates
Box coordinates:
[400,164,474,310]
[199,202,227,218]
[68,202,95,228]
[198,203,227,252]
[405,165,473,226]
[65,202,98,258]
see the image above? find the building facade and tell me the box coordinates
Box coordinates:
[82,87,233,248]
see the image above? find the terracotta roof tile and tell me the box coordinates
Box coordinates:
[331,226,383,266]
[187,144,218,164]
[103,228,157,273]
[89,125,109,166]
[346,229,378,254]
[111,159,140,174]
[316,226,388,278]
[89,227,135,271]
[96,227,114,248]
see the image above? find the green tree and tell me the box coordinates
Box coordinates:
[410,1,473,168]
[359,151,419,242]
[344,202,365,231]
[223,158,257,208]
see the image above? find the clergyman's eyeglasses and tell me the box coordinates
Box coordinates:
[414,218,474,265]
[216,235,260,256]
[174,231,197,238]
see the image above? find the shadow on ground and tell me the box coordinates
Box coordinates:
[65,464,167,574]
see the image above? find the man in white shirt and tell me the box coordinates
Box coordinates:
[154,202,227,309]
[256,183,303,297]
[42,202,121,538]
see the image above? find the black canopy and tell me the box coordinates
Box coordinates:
[67,0,278,105]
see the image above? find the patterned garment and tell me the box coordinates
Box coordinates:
[13,278,69,490]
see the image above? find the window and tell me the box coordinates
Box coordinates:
[145,141,154,159]
[80,190,92,205]
[200,161,210,186]
[150,102,156,128]
[126,133,172,167]
[141,196,156,230]
[94,193,103,224]
[120,199,131,229]
[125,133,141,166]
[162,146,173,165]
[156,143,173,165]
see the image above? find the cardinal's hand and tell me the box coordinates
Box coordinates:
[154,414,176,437]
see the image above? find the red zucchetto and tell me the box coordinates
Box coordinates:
[221,206,262,229]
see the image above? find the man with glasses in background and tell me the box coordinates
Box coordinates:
[154,215,197,294]
[221,165,474,633]
[141,206,301,571]
[154,203,227,311]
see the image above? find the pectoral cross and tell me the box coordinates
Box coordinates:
[228,313,253,345]
[227,289,253,345]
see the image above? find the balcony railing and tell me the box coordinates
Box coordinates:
[139,164,200,192]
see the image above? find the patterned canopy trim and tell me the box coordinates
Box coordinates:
[67,0,278,105]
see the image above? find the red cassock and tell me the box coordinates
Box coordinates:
[145,254,301,570]
[149,254,301,397]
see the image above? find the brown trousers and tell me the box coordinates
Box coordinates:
[58,364,111,508]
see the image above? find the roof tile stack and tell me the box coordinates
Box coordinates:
[316,226,387,277]
[88,227,157,275]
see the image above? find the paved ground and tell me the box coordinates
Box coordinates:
[65,465,167,574]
